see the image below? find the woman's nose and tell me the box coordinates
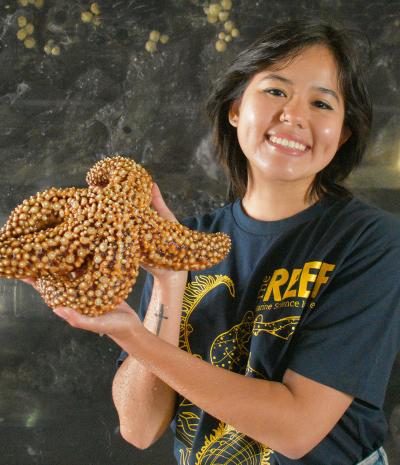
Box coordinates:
[279,98,307,129]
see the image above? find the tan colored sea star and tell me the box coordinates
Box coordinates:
[0,156,231,316]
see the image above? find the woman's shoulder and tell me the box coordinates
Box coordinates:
[327,194,400,249]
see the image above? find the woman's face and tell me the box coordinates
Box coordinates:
[229,44,351,192]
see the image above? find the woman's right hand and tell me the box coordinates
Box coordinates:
[140,183,188,286]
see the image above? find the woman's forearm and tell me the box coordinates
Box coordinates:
[112,274,187,448]
[124,325,303,458]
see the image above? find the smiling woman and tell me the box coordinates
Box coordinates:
[49,17,398,465]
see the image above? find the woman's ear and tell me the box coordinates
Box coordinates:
[228,99,240,127]
[339,126,352,147]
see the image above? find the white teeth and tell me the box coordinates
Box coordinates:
[269,135,307,152]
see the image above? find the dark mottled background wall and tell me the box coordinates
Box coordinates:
[0,1,399,464]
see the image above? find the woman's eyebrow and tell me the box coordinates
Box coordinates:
[260,73,340,103]
[313,86,339,103]
[260,73,293,85]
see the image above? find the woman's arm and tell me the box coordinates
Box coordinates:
[112,273,187,449]
[57,304,353,459]
[111,183,188,448]
[122,324,354,459]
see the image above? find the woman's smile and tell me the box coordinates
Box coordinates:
[265,134,311,157]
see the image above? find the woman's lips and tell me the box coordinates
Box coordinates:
[265,135,311,156]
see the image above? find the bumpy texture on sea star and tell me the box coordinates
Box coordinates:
[0,156,231,316]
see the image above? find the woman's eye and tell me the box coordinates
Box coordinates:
[314,100,333,110]
[264,88,286,97]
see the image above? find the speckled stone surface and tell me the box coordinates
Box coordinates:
[0,1,399,464]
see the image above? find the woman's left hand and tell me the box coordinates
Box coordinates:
[23,277,143,351]
[52,301,142,349]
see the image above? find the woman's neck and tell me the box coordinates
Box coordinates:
[241,181,318,221]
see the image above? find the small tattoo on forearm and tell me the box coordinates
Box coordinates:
[154,304,168,335]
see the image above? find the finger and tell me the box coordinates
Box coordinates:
[139,261,165,277]
[139,262,156,274]
[53,307,110,333]
[53,303,137,332]
[140,263,150,273]
[151,183,177,222]
[114,300,136,314]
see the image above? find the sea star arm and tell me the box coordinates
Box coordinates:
[138,207,231,271]
[0,187,85,279]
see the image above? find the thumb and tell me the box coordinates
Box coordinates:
[151,183,177,222]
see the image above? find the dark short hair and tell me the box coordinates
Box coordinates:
[206,17,373,202]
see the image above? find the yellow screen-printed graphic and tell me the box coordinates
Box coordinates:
[253,314,301,340]
[176,398,201,462]
[261,261,335,302]
[245,352,267,379]
[179,274,235,355]
[210,310,253,371]
[177,274,236,459]
[177,398,201,446]
[177,275,273,465]
[195,422,273,465]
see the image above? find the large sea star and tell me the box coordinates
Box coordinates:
[0,156,231,316]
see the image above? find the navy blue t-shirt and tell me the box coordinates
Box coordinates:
[118,194,400,465]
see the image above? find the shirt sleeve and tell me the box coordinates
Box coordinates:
[116,272,154,369]
[286,242,400,408]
